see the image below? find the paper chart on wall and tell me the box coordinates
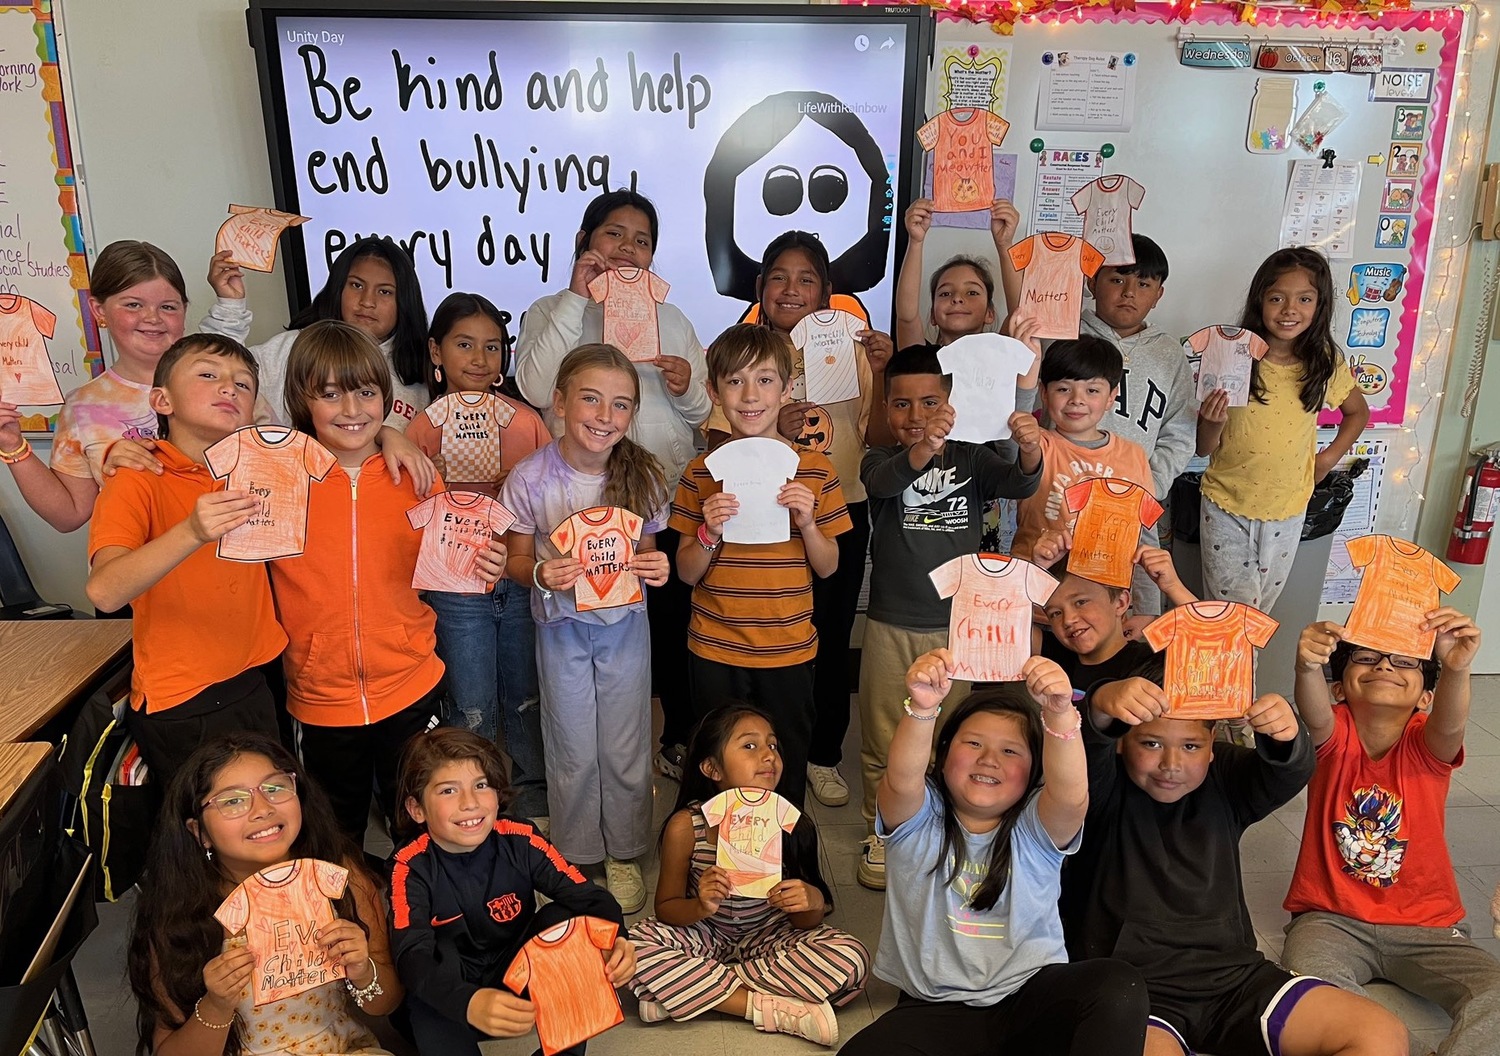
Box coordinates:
[1030,149,1106,238]
[937,334,1033,443]
[1035,49,1137,132]
[1319,437,1388,606]
[937,44,1011,115]
[704,436,801,544]
[1279,160,1361,260]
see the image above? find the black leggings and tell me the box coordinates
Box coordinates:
[808,499,869,766]
[840,960,1148,1056]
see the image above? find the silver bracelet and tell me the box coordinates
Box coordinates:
[532,557,553,600]
[902,698,941,721]
[345,958,384,1008]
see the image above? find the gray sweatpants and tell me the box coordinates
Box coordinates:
[535,609,653,864]
[1199,497,1304,613]
[1283,911,1500,1056]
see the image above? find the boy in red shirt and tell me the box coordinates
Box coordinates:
[1286,611,1499,1053]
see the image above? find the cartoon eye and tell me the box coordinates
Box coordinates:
[763,165,804,217]
[808,165,849,213]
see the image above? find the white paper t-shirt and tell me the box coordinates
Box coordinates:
[704,437,802,544]
[938,334,1035,443]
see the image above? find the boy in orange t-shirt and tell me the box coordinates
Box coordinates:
[87,334,286,785]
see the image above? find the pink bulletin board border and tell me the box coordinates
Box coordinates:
[912,2,1465,428]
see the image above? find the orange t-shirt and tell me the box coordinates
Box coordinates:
[929,554,1060,682]
[700,788,802,898]
[1064,478,1163,589]
[1007,234,1105,340]
[214,859,348,1008]
[1343,536,1461,659]
[917,108,1011,212]
[503,917,623,1056]
[0,294,63,407]
[549,505,645,612]
[588,267,670,363]
[204,427,338,562]
[1142,601,1280,719]
[406,491,517,594]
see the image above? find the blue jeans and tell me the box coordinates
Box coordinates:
[426,580,548,819]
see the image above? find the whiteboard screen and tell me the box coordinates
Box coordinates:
[249,2,932,336]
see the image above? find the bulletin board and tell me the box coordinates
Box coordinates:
[921,4,1467,429]
[0,1,99,435]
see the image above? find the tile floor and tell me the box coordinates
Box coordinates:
[71,682,1500,1056]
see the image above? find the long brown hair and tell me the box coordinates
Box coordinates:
[1240,247,1342,413]
[554,344,669,519]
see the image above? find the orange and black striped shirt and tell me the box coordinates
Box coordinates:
[669,448,852,668]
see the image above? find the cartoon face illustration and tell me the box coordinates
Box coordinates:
[1332,783,1406,887]
[796,403,833,452]
[705,91,893,301]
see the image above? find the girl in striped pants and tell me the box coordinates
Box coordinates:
[627,706,869,1046]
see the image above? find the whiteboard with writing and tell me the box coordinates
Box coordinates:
[250,3,931,338]
[0,4,100,434]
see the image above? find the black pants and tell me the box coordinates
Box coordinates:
[840,960,1148,1056]
[646,527,694,750]
[809,500,869,767]
[126,667,279,790]
[688,655,814,808]
[296,680,444,846]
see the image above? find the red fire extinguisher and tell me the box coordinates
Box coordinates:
[1448,448,1500,564]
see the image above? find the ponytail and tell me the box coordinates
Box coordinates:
[603,435,669,521]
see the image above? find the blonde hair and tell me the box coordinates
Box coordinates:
[283,320,394,435]
[554,343,668,519]
[706,324,793,385]
[90,240,188,303]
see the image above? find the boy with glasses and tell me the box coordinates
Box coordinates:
[1283,612,1500,1054]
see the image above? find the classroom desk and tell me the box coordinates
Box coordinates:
[0,743,50,821]
[0,623,131,744]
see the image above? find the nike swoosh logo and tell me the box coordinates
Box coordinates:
[902,477,970,507]
[431,913,463,926]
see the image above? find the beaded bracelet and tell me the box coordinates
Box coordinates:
[345,958,384,1008]
[0,438,32,465]
[696,522,721,551]
[902,698,941,721]
[1042,707,1083,740]
[193,998,234,1030]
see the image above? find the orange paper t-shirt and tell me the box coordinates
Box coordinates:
[550,505,645,612]
[214,858,348,1007]
[1064,478,1163,589]
[204,426,338,561]
[1008,234,1105,340]
[700,787,802,898]
[406,491,517,594]
[1343,535,1461,659]
[917,108,1011,212]
[417,391,517,487]
[930,554,1060,681]
[1143,602,1280,719]
[0,295,63,407]
[503,917,623,1056]
[588,267,670,362]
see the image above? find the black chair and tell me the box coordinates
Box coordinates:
[0,512,72,620]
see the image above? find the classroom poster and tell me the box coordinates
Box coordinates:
[1319,436,1389,606]
[1279,159,1361,260]
[1035,49,1137,132]
[937,43,1011,115]
[0,3,99,435]
[1030,148,1105,237]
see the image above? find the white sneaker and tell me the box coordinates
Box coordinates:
[857,834,886,890]
[654,744,686,781]
[806,764,850,807]
[749,993,838,1046]
[605,857,647,914]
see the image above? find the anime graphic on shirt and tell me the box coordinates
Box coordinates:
[1333,784,1406,888]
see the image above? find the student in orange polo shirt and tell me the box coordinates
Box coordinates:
[87,334,286,786]
[272,321,505,846]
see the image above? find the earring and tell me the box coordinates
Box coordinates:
[433,365,443,384]
[205,847,214,861]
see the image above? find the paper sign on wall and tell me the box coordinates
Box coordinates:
[701,787,801,898]
[703,436,801,544]
[1142,601,1280,719]
[549,505,645,611]
[204,426,338,562]
[1064,478,1162,589]
[1031,148,1105,237]
[0,295,64,407]
[930,554,1059,682]
[1036,49,1137,132]
[1279,159,1361,259]
[407,491,517,594]
[588,267,670,363]
[937,334,1033,443]
[1342,535,1460,659]
[216,205,310,273]
[214,858,348,1007]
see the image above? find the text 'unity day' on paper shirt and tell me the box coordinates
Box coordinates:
[938,334,1034,443]
[930,554,1060,681]
[406,491,517,594]
[204,426,338,562]
[704,436,801,544]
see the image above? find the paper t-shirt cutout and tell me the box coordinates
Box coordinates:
[1064,478,1163,589]
[700,787,802,898]
[215,205,310,273]
[1008,234,1105,340]
[204,426,338,562]
[1187,326,1270,407]
[587,267,670,363]
[703,437,801,544]
[937,334,1034,443]
[549,505,645,611]
[930,554,1060,682]
[421,391,517,487]
[1070,175,1146,267]
[916,108,1011,212]
[406,491,517,594]
[1142,602,1280,719]
[0,295,63,407]
[503,916,623,1056]
[214,858,348,1007]
[1342,535,1461,659]
[790,308,865,405]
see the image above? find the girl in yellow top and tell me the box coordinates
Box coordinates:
[1196,248,1369,613]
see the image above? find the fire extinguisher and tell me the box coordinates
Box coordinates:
[1448,448,1500,564]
